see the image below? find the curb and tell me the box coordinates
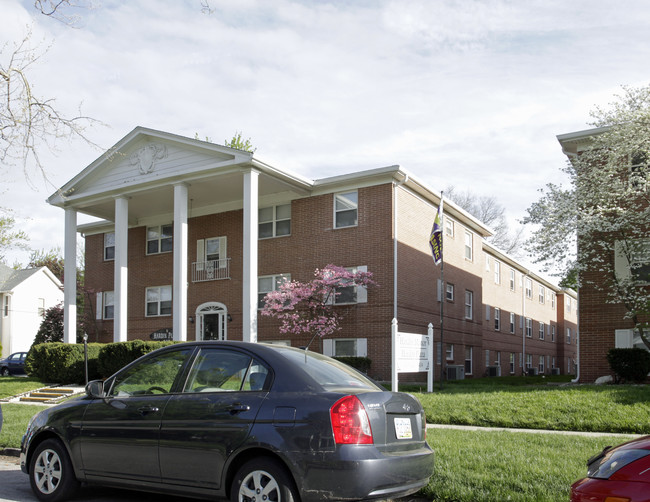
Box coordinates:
[0,448,20,457]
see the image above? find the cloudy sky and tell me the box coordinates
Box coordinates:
[3,0,650,266]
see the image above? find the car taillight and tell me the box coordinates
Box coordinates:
[330,395,373,445]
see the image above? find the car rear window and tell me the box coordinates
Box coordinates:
[275,347,381,391]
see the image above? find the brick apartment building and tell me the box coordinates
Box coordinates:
[558,127,649,382]
[49,127,576,381]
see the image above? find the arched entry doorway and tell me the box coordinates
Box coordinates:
[195,302,229,341]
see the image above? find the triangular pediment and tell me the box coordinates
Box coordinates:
[48,127,253,206]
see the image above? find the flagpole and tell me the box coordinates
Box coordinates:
[439,192,444,390]
[428,192,444,391]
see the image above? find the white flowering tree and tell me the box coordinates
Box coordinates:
[523,84,650,348]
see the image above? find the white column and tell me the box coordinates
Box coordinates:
[114,197,129,343]
[242,170,259,343]
[173,183,189,342]
[63,208,77,344]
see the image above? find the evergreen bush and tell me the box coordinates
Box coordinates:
[607,348,650,383]
[25,343,102,384]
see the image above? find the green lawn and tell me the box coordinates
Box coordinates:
[423,428,631,502]
[412,376,650,434]
[0,376,47,400]
[1,375,649,501]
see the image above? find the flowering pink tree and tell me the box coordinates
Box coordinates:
[261,265,376,345]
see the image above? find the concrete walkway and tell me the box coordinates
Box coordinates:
[427,423,643,438]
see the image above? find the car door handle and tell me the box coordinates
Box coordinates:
[228,403,251,414]
[137,406,160,416]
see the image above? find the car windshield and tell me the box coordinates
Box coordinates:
[273,346,381,391]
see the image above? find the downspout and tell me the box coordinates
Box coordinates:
[571,286,580,383]
[393,173,409,320]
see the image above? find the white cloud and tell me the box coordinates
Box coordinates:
[2,0,650,265]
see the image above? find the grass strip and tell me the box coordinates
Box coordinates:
[422,428,633,502]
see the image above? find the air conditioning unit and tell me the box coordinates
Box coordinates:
[527,367,539,376]
[551,368,560,375]
[487,366,501,377]
[447,365,465,380]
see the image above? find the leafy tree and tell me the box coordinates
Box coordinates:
[28,247,64,282]
[523,84,650,348]
[224,131,256,153]
[444,186,524,255]
[0,209,29,263]
[33,303,64,345]
[261,265,376,348]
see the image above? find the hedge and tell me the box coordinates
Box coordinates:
[25,343,103,384]
[334,356,372,374]
[97,340,177,377]
[25,340,177,384]
[607,347,650,383]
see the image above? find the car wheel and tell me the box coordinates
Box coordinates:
[29,438,79,502]
[231,458,299,502]
[0,367,9,377]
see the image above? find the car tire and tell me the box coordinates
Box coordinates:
[231,458,300,502]
[29,438,80,502]
[0,367,9,377]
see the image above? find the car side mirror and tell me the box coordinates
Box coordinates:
[86,379,105,398]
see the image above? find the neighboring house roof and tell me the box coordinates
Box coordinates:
[0,263,63,293]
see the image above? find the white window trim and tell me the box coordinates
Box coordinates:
[334,191,358,229]
[494,308,500,331]
[146,223,173,255]
[333,265,368,305]
[258,273,291,309]
[509,312,515,334]
[464,231,473,261]
[322,338,368,358]
[145,285,172,317]
[104,232,115,261]
[464,290,473,320]
[494,261,501,284]
[259,204,291,239]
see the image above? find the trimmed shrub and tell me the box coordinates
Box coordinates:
[334,356,372,374]
[97,340,177,378]
[25,343,102,384]
[607,348,650,383]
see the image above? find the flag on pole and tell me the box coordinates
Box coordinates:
[429,196,443,265]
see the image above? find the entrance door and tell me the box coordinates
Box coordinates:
[196,302,228,341]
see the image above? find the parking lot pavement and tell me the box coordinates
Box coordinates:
[0,456,201,502]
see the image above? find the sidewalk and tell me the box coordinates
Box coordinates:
[428,423,643,438]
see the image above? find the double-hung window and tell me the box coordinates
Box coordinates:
[103,291,114,320]
[333,266,368,304]
[494,308,500,331]
[465,347,473,375]
[509,353,515,374]
[464,231,473,261]
[259,204,291,238]
[509,269,515,291]
[323,338,368,358]
[525,278,533,299]
[146,286,172,316]
[464,290,473,319]
[446,283,454,301]
[551,325,556,342]
[539,322,545,340]
[509,313,515,334]
[525,318,532,338]
[147,224,173,254]
[494,261,501,284]
[539,285,545,304]
[334,191,358,228]
[445,219,454,237]
[567,328,572,344]
[104,232,115,261]
[258,274,291,309]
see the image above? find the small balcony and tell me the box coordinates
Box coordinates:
[192,258,231,282]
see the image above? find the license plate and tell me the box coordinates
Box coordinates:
[394,417,413,439]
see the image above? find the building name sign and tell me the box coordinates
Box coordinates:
[150,328,173,341]
[391,319,433,393]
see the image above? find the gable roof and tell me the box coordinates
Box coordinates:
[0,263,63,293]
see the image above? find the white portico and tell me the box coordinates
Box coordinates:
[48,127,312,344]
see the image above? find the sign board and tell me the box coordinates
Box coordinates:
[391,319,433,393]
[396,332,431,372]
[150,328,173,341]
